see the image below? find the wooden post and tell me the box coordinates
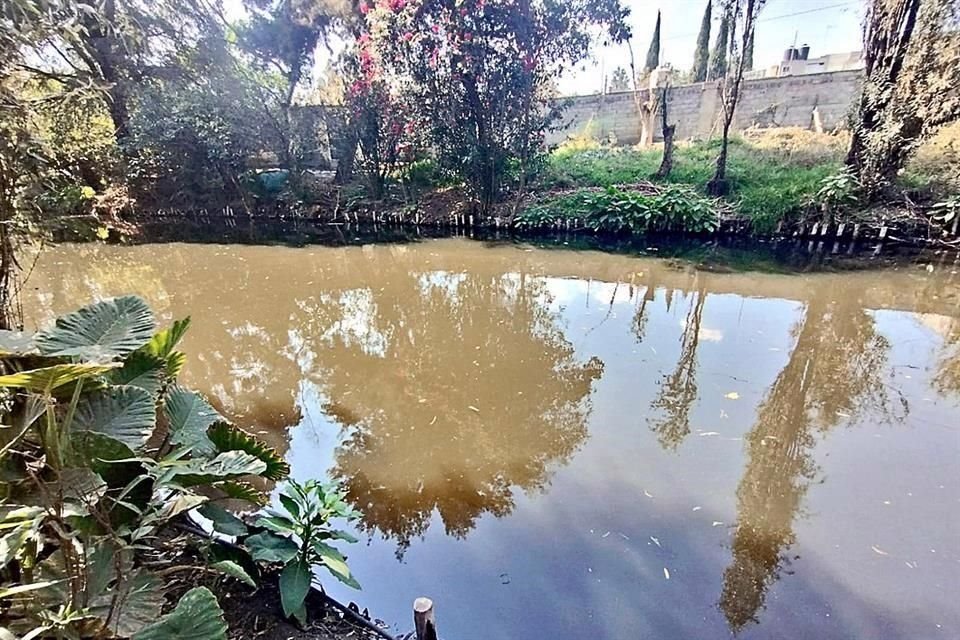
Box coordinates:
[414,598,437,640]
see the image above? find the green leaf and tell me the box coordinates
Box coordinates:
[143,318,191,360]
[0,363,117,392]
[207,422,289,481]
[132,587,227,640]
[0,330,37,356]
[209,541,260,584]
[36,296,156,362]
[210,560,256,587]
[72,386,156,450]
[86,538,132,597]
[216,481,266,505]
[322,529,358,544]
[100,570,164,637]
[278,494,300,519]
[245,531,298,564]
[110,351,166,396]
[313,541,360,589]
[69,432,139,486]
[279,558,311,621]
[142,318,191,379]
[164,387,220,455]
[0,580,65,599]
[159,451,266,486]
[255,514,296,535]
[165,351,187,379]
[198,503,248,537]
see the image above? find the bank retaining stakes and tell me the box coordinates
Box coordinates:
[413,597,438,640]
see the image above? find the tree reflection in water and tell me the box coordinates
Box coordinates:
[932,320,960,397]
[648,288,707,450]
[719,288,904,632]
[301,270,604,557]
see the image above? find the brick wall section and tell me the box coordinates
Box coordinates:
[546,69,863,146]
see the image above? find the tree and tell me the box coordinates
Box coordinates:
[708,7,730,80]
[719,285,898,632]
[654,80,677,178]
[609,66,631,92]
[743,22,755,71]
[240,0,350,173]
[359,0,632,211]
[846,0,960,200]
[707,0,765,196]
[644,10,661,73]
[691,0,713,82]
[0,0,112,329]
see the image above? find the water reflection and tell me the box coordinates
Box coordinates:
[720,285,905,632]
[21,239,960,640]
[933,319,960,396]
[648,288,707,450]
[308,271,604,555]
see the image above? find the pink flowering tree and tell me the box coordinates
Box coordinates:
[354,0,631,211]
[343,30,420,199]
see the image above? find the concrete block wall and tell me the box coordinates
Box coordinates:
[546,69,862,146]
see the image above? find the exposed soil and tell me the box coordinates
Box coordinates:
[157,531,391,640]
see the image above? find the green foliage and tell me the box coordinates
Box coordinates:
[244,479,361,625]
[131,587,227,640]
[207,422,289,481]
[357,0,633,209]
[644,11,662,73]
[516,185,720,234]
[691,0,713,82]
[810,169,861,216]
[539,133,846,231]
[35,296,156,362]
[709,10,730,80]
[0,296,287,638]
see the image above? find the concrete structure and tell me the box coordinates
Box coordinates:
[746,48,863,80]
[546,68,862,146]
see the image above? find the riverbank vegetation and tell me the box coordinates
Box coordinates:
[0,297,364,638]
[2,0,957,252]
[530,124,959,232]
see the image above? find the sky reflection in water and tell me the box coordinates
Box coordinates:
[26,239,960,640]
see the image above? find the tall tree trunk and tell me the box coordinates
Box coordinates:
[707,0,759,197]
[0,224,21,332]
[845,0,922,200]
[81,0,130,139]
[654,86,676,179]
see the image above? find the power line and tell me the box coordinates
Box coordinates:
[662,1,861,41]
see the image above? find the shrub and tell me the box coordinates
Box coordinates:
[515,184,720,234]
[246,479,360,624]
[0,296,288,638]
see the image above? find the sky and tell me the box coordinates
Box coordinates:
[223,0,867,97]
[560,0,867,95]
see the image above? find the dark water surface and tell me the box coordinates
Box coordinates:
[26,238,960,639]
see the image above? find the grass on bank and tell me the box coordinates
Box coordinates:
[531,125,959,233]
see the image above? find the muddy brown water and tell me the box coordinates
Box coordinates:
[25,238,960,639]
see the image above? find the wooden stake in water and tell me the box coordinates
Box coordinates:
[414,598,437,640]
